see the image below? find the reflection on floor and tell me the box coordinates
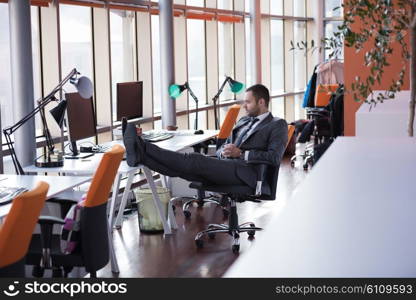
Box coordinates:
[99,154,308,278]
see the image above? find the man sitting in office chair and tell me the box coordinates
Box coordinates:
[123,84,288,189]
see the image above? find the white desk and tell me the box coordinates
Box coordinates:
[225,137,416,277]
[356,90,412,138]
[0,174,91,219]
[23,130,218,273]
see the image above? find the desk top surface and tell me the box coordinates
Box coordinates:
[23,130,218,175]
[0,174,91,218]
[225,137,416,277]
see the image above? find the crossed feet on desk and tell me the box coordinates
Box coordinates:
[122,117,145,167]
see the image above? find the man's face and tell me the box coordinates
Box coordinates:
[243,91,261,117]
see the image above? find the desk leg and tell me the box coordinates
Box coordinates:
[108,221,119,274]
[114,172,134,229]
[142,167,172,235]
[108,173,122,229]
[162,175,178,230]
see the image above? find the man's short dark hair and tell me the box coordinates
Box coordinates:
[246,84,270,107]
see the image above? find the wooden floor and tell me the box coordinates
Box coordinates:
[99,155,308,278]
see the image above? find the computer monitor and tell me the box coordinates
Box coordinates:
[65,92,97,157]
[116,81,143,121]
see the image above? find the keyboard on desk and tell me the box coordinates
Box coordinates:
[142,132,174,142]
[0,187,27,206]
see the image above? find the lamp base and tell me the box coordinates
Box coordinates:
[35,153,64,168]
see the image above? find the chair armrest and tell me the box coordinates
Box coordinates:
[36,216,65,269]
[38,216,65,226]
[247,160,274,166]
[47,198,78,206]
[47,197,78,219]
[247,161,270,196]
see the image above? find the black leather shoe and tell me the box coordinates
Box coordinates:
[123,123,143,167]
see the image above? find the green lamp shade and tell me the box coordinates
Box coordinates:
[229,79,245,94]
[169,84,186,98]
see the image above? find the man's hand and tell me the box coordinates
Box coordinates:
[222,144,242,158]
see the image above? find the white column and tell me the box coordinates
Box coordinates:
[250,0,262,84]
[8,0,36,169]
[159,0,176,129]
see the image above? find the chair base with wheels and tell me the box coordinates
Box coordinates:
[195,197,262,253]
[171,189,229,219]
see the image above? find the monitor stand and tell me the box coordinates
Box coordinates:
[64,141,94,159]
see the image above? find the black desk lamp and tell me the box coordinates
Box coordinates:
[212,76,245,130]
[169,82,203,134]
[3,68,93,175]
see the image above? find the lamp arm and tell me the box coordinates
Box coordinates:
[211,76,231,130]
[185,82,199,104]
[212,76,230,103]
[1,68,78,175]
[184,83,200,131]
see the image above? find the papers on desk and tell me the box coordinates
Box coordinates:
[0,186,27,206]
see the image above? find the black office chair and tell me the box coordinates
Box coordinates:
[172,105,241,219]
[25,145,124,278]
[192,160,279,253]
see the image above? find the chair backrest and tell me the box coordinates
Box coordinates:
[286,124,295,149]
[80,144,124,273]
[84,144,125,207]
[0,182,49,269]
[217,104,241,149]
[315,84,338,107]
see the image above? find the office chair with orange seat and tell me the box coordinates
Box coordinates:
[193,125,289,253]
[291,84,341,170]
[173,104,241,219]
[26,145,124,278]
[0,182,49,277]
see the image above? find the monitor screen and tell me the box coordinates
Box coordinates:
[116,81,143,121]
[65,92,97,142]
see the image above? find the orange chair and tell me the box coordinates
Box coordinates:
[286,124,295,150]
[0,182,49,277]
[217,104,241,144]
[26,145,124,278]
[315,84,338,107]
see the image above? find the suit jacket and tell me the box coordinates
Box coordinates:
[216,113,288,191]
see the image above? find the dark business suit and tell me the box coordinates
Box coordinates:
[141,112,288,189]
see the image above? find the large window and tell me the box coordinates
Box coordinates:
[187,19,206,129]
[110,10,136,122]
[218,21,235,101]
[151,15,161,120]
[294,21,307,91]
[187,19,206,108]
[270,20,284,94]
[59,5,93,89]
[186,0,204,7]
[270,0,283,15]
[0,5,13,132]
[324,0,343,59]
[0,5,42,135]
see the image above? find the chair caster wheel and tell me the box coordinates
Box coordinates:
[303,164,308,170]
[290,161,295,167]
[208,232,216,239]
[248,224,256,237]
[232,244,240,253]
[197,201,204,208]
[172,205,176,212]
[222,208,229,218]
[183,210,191,218]
[195,239,204,248]
[32,266,44,278]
